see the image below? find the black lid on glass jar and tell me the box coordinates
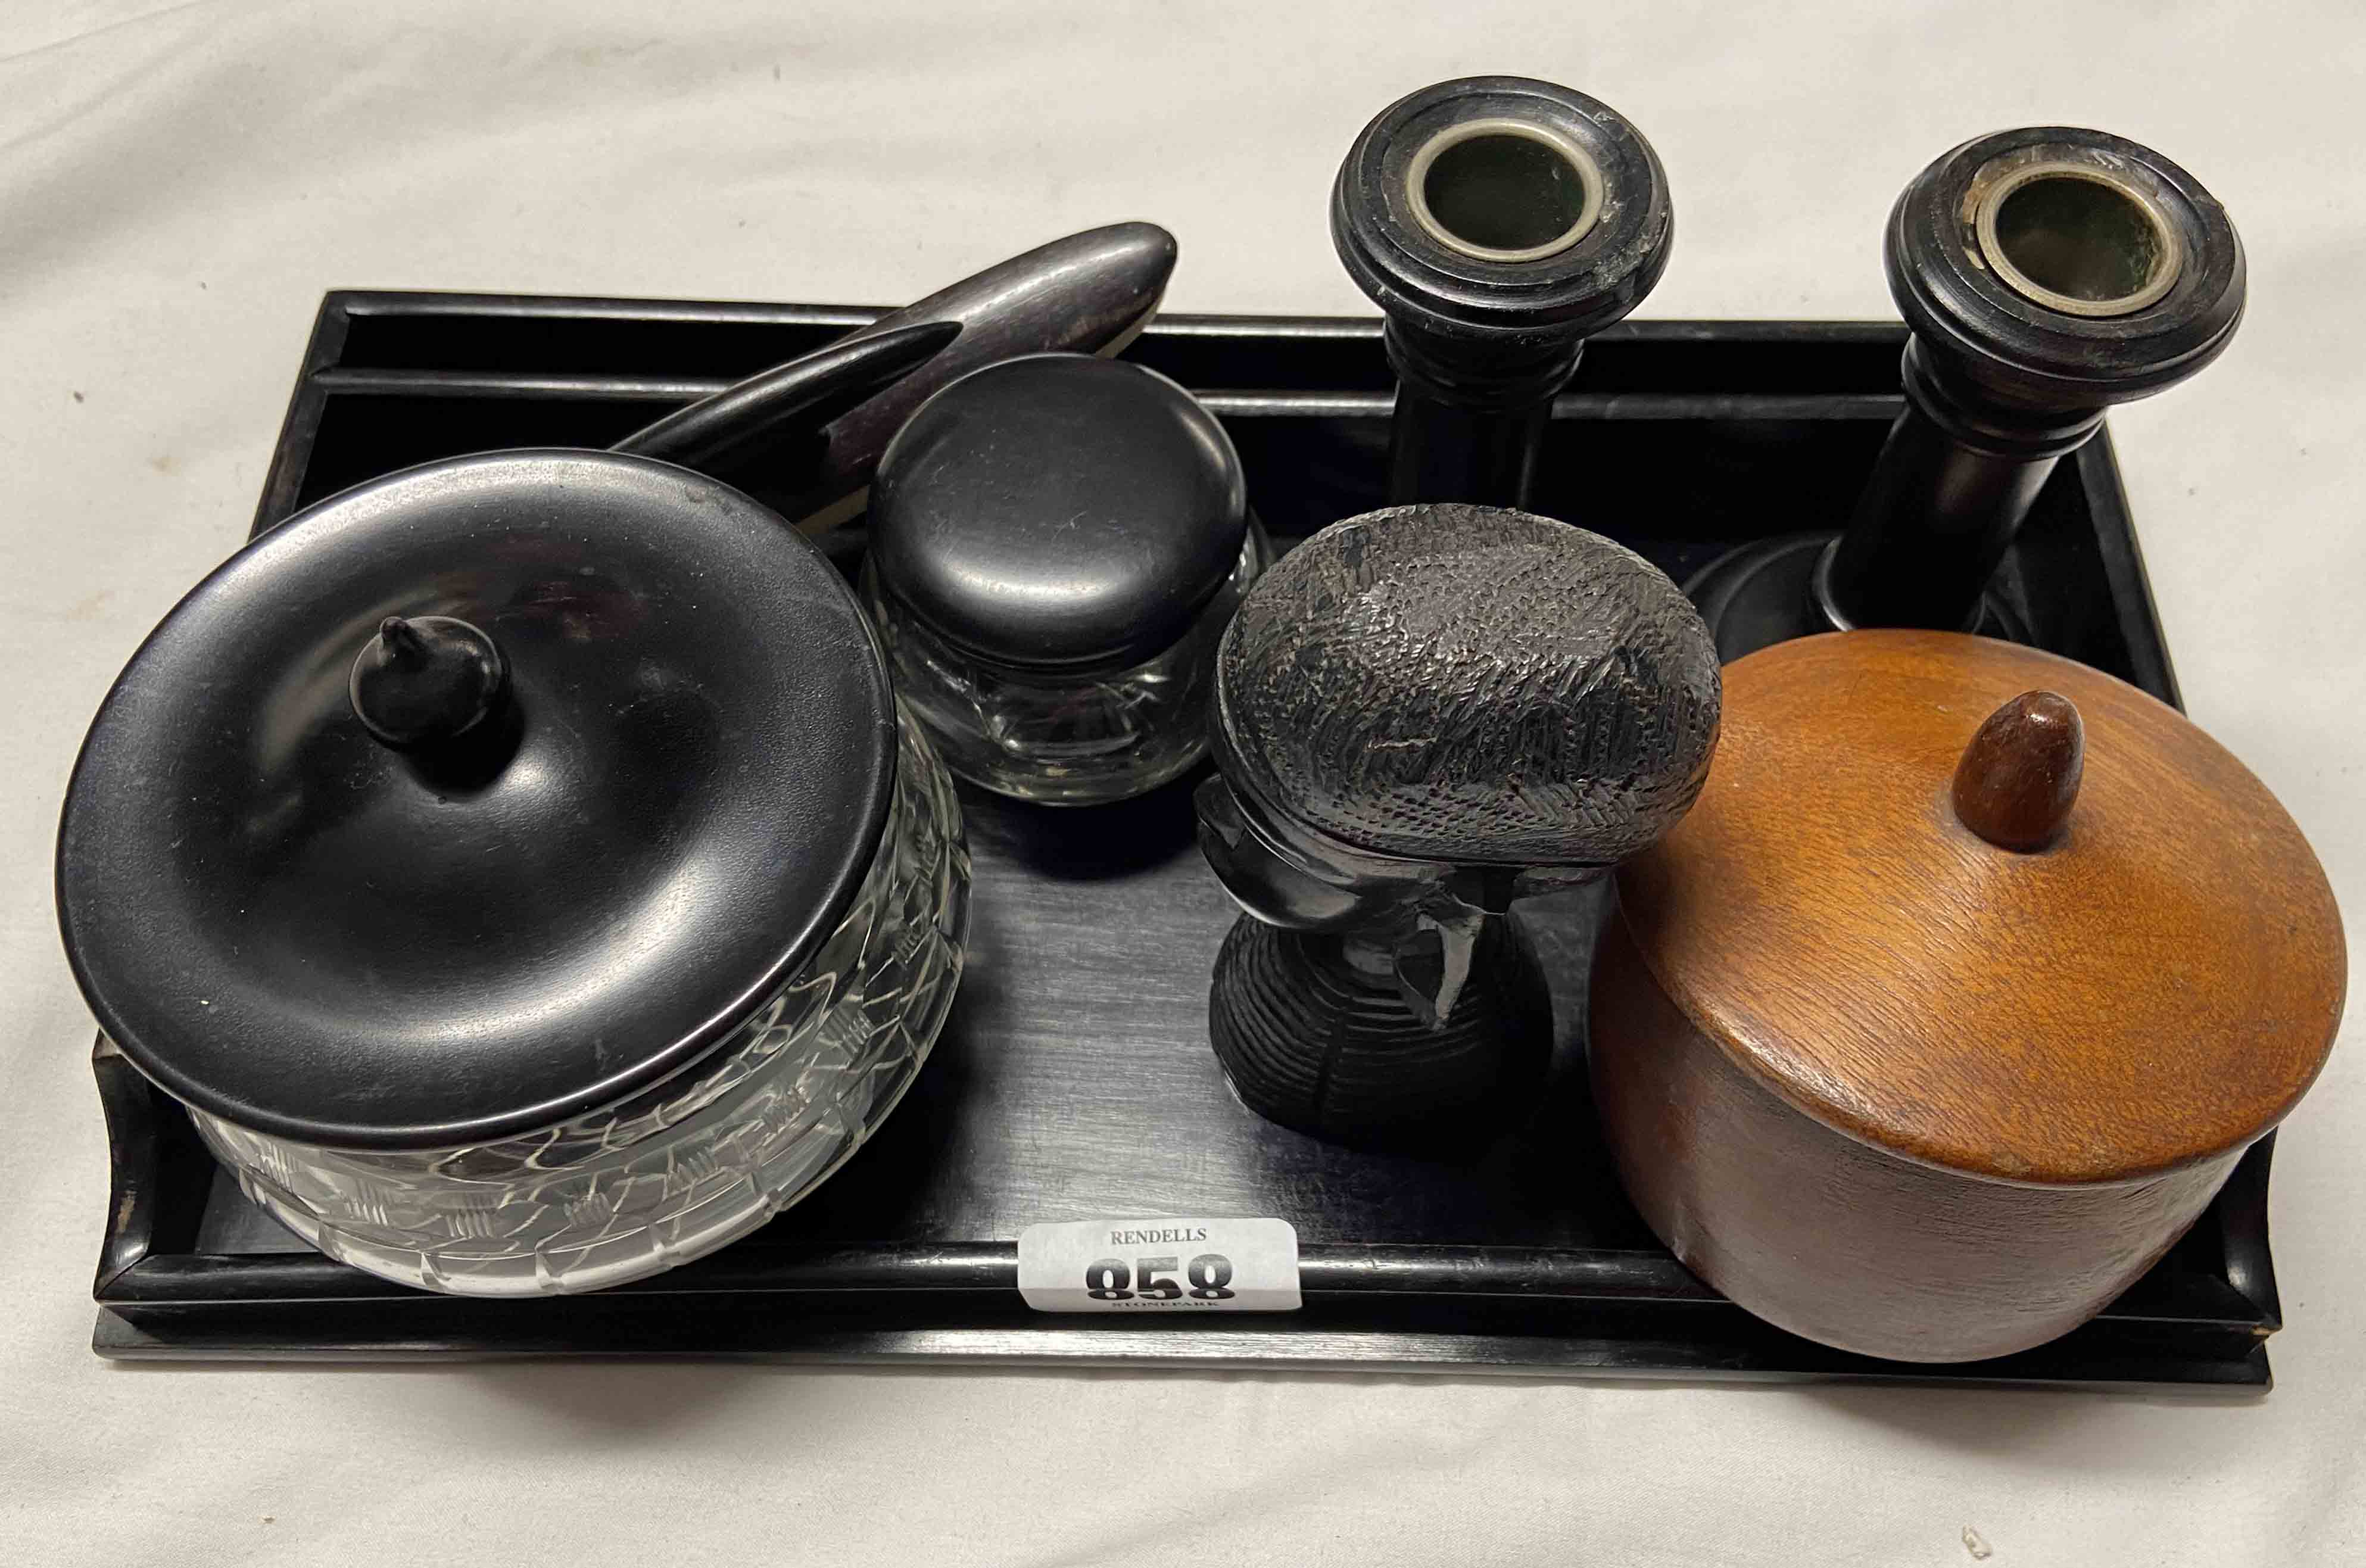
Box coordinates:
[56,451,896,1152]
[867,353,1250,675]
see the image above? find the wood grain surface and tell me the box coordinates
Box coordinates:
[1589,918,2239,1361]
[1616,629,2346,1184]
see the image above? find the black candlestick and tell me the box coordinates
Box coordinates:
[1691,126,2245,661]
[1330,77,1673,508]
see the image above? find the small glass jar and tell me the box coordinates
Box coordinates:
[866,522,1268,804]
[865,353,1267,805]
[192,715,967,1297]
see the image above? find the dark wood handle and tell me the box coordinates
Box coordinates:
[1951,690,2084,851]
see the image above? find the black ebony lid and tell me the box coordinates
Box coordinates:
[867,353,1249,674]
[57,451,896,1151]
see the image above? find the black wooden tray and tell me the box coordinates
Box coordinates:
[89,294,2284,1389]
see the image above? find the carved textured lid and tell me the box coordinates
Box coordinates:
[1617,629,2345,1184]
[1212,504,1719,867]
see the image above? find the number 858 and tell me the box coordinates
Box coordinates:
[1084,1254,1236,1301]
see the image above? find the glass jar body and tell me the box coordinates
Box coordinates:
[189,713,968,1298]
[868,523,1270,805]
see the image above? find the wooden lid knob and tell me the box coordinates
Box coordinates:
[1951,690,2083,851]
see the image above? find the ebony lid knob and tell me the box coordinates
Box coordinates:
[868,354,1249,674]
[348,615,509,748]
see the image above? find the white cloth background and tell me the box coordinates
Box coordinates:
[4,2,2362,1562]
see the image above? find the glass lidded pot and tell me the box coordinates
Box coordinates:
[863,353,1268,805]
[56,451,970,1298]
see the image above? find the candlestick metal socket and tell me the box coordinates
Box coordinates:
[1332,76,1673,507]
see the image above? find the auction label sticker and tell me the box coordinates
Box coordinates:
[1017,1217,1301,1313]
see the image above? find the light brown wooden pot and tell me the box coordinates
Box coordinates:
[1589,630,2344,1363]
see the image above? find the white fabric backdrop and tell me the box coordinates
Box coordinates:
[4,2,2361,1562]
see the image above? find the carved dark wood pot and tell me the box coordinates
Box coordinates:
[1589,629,2345,1362]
